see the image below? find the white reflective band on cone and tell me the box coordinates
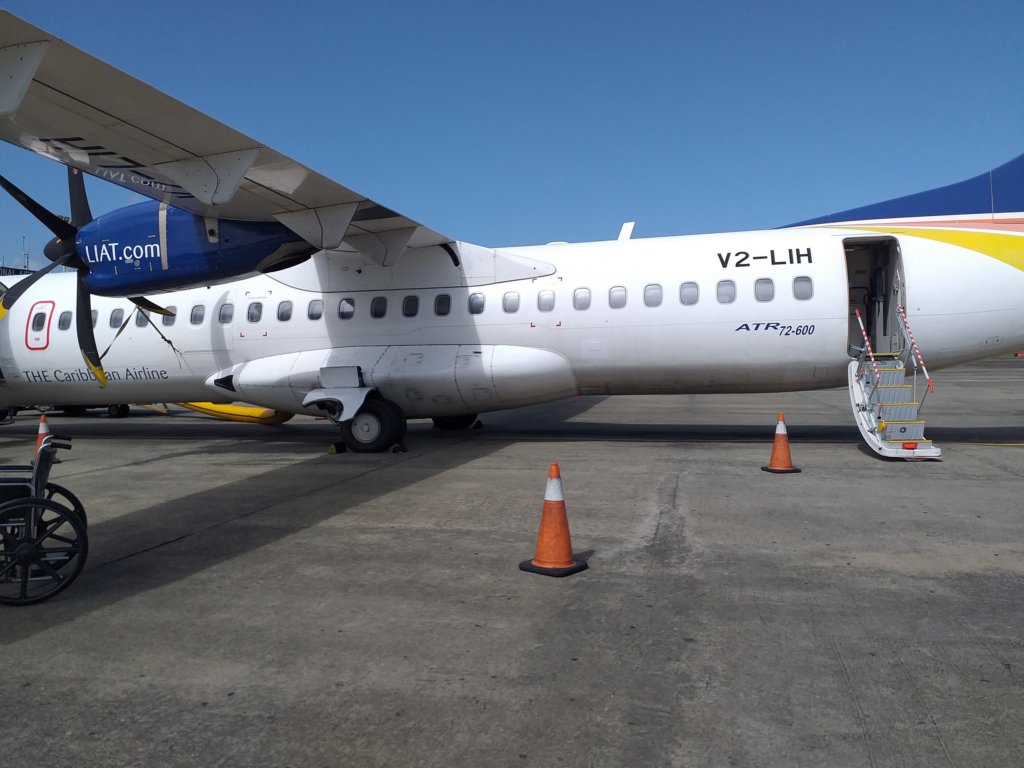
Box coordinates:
[545,478,564,501]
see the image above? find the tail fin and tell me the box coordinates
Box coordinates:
[788,152,1024,226]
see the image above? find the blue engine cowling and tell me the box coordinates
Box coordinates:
[76,200,315,296]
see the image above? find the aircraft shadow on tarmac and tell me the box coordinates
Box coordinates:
[479,421,1024,445]
[0,397,607,636]
[23,417,1021,447]
[0,436,511,641]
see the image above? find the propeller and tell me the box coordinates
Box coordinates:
[0,168,108,384]
[0,168,178,385]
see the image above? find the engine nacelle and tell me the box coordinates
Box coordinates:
[77,200,313,296]
[206,345,579,419]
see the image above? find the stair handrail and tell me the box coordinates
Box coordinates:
[853,309,881,387]
[895,304,934,399]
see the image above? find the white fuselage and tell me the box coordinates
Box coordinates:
[1,225,1021,417]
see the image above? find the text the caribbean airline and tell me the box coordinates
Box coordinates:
[0,11,1021,456]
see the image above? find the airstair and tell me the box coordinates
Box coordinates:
[848,304,941,460]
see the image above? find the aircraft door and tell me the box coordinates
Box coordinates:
[844,237,905,355]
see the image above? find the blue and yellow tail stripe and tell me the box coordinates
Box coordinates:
[850,226,1024,273]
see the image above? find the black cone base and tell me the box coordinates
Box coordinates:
[518,559,588,578]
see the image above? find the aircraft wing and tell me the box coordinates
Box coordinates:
[0,11,451,257]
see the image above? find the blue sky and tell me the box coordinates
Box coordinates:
[1,0,1022,268]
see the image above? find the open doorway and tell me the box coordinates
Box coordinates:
[844,236,905,356]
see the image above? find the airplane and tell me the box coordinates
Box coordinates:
[0,11,1021,457]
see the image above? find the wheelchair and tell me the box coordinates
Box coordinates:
[0,434,88,606]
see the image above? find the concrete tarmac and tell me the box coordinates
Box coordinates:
[1,360,1023,767]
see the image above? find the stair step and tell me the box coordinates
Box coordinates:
[873,385,916,403]
[864,369,906,387]
[875,402,920,421]
[880,420,927,441]
[882,438,933,449]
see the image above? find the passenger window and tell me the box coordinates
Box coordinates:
[644,284,663,307]
[110,308,124,328]
[468,293,485,314]
[190,305,205,325]
[573,288,591,310]
[793,276,813,300]
[716,280,736,304]
[277,301,293,321]
[91,309,98,328]
[338,298,355,320]
[247,302,262,322]
[609,286,627,309]
[754,278,774,302]
[162,306,177,327]
[435,294,451,316]
[135,309,150,327]
[31,312,46,332]
[218,303,234,324]
[537,290,555,312]
[402,296,419,318]
[371,296,387,318]
[307,300,323,320]
[679,282,699,306]
[58,311,72,331]
[503,292,520,313]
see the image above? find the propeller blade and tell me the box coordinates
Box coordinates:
[75,277,109,388]
[128,296,176,317]
[0,169,97,320]
[68,167,93,227]
[0,254,73,321]
[0,174,77,241]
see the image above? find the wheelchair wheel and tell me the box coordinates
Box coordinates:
[44,482,87,526]
[0,497,88,606]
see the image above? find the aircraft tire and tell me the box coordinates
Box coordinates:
[340,399,403,453]
[107,404,130,418]
[378,399,408,442]
[431,414,478,431]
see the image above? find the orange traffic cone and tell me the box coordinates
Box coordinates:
[519,462,588,577]
[761,412,801,474]
[34,414,51,460]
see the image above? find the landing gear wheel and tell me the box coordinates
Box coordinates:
[107,404,130,418]
[432,414,478,431]
[379,399,408,443]
[340,399,405,453]
[0,497,88,606]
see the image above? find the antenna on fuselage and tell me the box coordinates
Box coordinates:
[617,221,635,240]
